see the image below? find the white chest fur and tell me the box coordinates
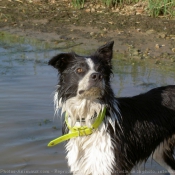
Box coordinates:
[65,122,115,175]
[54,92,116,175]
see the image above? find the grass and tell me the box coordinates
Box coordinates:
[101,0,140,7]
[72,0,175,18]
[148,0,175,17]
[72,0,85,8]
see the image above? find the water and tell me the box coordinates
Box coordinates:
[0,39,69,174]
[0,34,174,175]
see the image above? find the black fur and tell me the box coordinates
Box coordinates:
[115,86,175,172]
[49,41,175,174]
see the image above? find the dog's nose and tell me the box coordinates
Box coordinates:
[91,73,103,81]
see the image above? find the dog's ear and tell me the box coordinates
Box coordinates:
[48,53,74,72]
[95,41,114,64]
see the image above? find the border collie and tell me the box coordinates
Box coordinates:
[48,41,175,175]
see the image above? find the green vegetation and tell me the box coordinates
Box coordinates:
[72,0,85,8]
[148,0,175,17]
[72,0,175,18]
[101,0,140,7]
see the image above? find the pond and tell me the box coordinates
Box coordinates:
[0,32,174,175]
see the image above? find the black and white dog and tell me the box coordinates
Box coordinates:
[48,41,175,175]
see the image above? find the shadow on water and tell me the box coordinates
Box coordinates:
[0,32,174,175]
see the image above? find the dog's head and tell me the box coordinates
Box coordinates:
[48,41,114,102]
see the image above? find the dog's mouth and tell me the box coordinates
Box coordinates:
[78,87,103,99]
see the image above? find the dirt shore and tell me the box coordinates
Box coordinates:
[0,0,175,64]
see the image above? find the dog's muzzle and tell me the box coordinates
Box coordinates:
[90,72,103,81]
[78,72,104,98]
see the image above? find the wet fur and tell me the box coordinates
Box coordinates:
[49,41,175,175]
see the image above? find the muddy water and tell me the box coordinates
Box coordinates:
[0,35,174,175]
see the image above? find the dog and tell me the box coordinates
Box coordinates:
[48,41,175,175]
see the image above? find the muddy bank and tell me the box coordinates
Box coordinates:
[0,0,175,64]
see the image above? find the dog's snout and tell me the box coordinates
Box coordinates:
[91,73,103,81]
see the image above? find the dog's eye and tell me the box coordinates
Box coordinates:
[76,68,83,73]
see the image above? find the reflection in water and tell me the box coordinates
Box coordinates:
[0,36,174,174]
[112,60,175,97]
